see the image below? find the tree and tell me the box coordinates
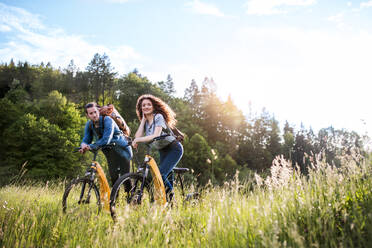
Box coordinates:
[282,121,295,160]
[158,74,176,96]
[292,127,315,173]
[184,79,199,102]
[0,62,14,98]
[267,117,282,159]
[316,127,365,167]
[86,53,116,105]
[32,90,84,131]
[219,95,247,155]
[181,133,213,185]
[235,109,276,172]
[31,63,63,99]
[60,60,78,95]
[2,113,83,181]
[169,97,207,139]
[0,91,86,184]
[214,154,239,182]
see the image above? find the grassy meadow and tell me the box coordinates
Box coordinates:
[1,154,372,248]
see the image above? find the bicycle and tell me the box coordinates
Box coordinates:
[62,144,115,214]
[110,136,198,220]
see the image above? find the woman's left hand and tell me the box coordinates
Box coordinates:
[132,139,138,149]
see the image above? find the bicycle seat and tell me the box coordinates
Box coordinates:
[173,167,189,174]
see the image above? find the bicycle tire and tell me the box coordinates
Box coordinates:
[110,173,154,220]
[62,178,101,214]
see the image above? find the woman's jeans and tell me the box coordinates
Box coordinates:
[159,141,184,192]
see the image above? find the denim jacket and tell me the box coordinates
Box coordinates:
[81,116,130,151]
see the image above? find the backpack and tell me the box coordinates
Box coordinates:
[171,126,184,142]
[162,120,185,143]
[99,104,130,137]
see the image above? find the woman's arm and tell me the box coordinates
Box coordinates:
[132,125,163,149]
[134,126,162,143]
[133,113,168,148]
[135,115,146,138]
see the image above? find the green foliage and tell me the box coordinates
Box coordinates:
[182,133,213,185]
[169,97,207,138]
[0,91,86,184]
[1,155,372,247]
[0,58,369,186]
[3,113,81,180]
[283,121,295,160]
[213,154,239,182]
[4,85,30,104]
[0,96,24,132]
[32,90,84,131]
[86,53,117,105]
[157,74,176,96]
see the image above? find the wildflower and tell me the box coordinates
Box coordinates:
[265,155,293,190]
[255,173,263,187]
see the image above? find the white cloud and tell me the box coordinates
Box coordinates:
[361,1,372,8]
[328,12,346,30]
[104,0,131,3]
[350,1,372,12]
[0,3,45,32]
[0,3,142,73]
[186,0,225,17]
[245,0,316,15]
[0,24,11,32]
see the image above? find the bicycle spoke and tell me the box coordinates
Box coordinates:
[78,181,87,204]
[62,178,101,215]
[110,173,153,220]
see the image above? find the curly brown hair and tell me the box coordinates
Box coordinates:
[136,94,177,128]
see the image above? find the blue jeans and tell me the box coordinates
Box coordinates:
[158,141,183,192]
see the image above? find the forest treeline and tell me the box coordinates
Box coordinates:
[0,53,367,186]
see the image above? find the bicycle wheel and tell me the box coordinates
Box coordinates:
[62,178,101,214]
[110,173,154,220]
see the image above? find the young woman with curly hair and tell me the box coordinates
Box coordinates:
[132,94,183,201]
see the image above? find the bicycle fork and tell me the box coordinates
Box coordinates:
[78,182,95,204]
[136,164,150,204]
[78,165,96,204]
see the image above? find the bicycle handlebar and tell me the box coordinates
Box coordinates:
[74,135,168,153]
[152,134,171,142]
[74,143,117,153]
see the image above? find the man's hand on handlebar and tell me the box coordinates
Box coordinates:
[79,143,90,154]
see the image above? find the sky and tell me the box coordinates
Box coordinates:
[1,0,372,136]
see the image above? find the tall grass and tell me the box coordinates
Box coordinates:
[1,153,372,247]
